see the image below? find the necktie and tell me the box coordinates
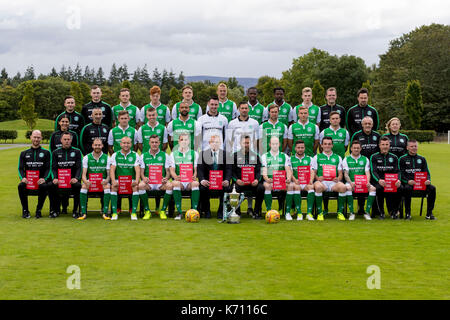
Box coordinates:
[213,151,218,170]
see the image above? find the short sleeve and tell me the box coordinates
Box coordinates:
[107,130,114,146]
[314,125,320,140]
[82,155,89,169]
[287,125,294,140]
[311,155,318,170]
[136,127,143,143]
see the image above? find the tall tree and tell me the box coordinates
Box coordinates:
[152,68,162,86]
[312,80,326,106]
[404,80,424,129]
[18,82,38,129]
[96,67,106,85]
[23,66,36,81]
[362,80,373,105]
[70,81,84,112]
[74,63,83,82]
[168,87,181,107]
[1,68,8,82]
[109,63,119,85]
[373,24,450,131]
[49,67,59,78]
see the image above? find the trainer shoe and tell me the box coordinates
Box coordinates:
[337,213,346,221]
[426,214,436,220]
[35,210,42,219]
[77,214,87,220]
[22,210,31,219]
[143,210,151,220]
[111,213,118,220]
[130,213,138,220]
[297,213,303,221]
[306,213,315,221]
[174,214,182,220]
[363,214,372,220]
[349,213,355,221]
[405,213,411,220]
[285,212,293,221]
[317,213,324,221]
[378,213,385,220]
[102,214,111,220]
[159,210,168,220]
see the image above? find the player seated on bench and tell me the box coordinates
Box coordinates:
[138,134,172,220]
[79,138,111,220]
[312,136,347,221]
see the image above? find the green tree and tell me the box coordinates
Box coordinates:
[404,80,423,129]
[168,87,181,108]
[373,24,450,131]
[255,76,285,106]
[361,80,373,105]
[312,80,326,106]
[121,80,131,89]
[18,82,38,129]
[70,81,84,112]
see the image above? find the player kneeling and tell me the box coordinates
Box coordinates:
[342,140,376,220]
[79,138,111,220]
[288,140,315,220]
[169,134,200,220]
[312,137,347,221]
[138,135,173,220]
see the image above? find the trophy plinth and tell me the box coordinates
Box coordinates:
[222,185,244,224]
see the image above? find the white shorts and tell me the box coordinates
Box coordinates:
[321,181,336,192]
[181,182,191,189]
[147,183,163,191]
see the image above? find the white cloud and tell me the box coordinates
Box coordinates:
[0,0,449,77]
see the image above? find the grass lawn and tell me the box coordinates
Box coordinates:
[0,119,54,144]
[0,143,448,300]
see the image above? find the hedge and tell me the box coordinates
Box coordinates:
[0,130,18,143]
[25,130,53,142]
[378,130,436,143]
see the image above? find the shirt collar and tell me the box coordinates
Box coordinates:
[295,154,306,161]
[146,121,160,129]
[91,151,104,160]
[120,150,132,157]
[120,102,131,108]
[270,150,280,157]
[268,119,279,126]
[118,125,130,132]
[350,154,361,160]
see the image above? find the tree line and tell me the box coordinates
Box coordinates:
[1,24,449,132]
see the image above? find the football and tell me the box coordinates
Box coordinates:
[185,209,200,223]
[265,210,280,224]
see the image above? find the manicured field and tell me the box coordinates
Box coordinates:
[0,143,448,299]
[0,119,55,144]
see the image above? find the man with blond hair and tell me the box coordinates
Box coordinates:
[290,87,321,126]
[171,85,203,120]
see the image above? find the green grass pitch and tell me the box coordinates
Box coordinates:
[0,143,448,299]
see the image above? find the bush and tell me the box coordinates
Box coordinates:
[25,130,52,142]
[0,130,18,143]
[378,130,436,142]
[401,130,436,143]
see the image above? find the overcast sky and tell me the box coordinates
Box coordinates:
[0,0,449,78]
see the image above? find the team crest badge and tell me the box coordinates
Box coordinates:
[310,109,316,114]
[400,139,404,143]
[127,132,131,137]
[39,152,44,158]
[417,159,422,164]
[156,129,161,134]
[373,136,377,141]
[307,127,312,132]
[359,161,364,165]
[367,110,372,116]
[256,109,261,114]
[226,105,231,110]
[158,109,163,115]
[70,152,75,157]
[337,110,341,114]
[187,123,192,128]
[101,107,105,111]
[389,158,394,163]
[128,157,134,162]
[331,158,336,163]
[128,110,132,114]
[338,133,343,137]
[303,160,308,165]
[250,156,256,161]
[101,159,105,164]
[74,116,79,121]
[103,128,107,133]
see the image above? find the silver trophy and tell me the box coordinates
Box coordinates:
[222,185,245,224]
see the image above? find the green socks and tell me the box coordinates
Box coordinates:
[346,191,354,214]
[139,190,149,211]
[103,190,110,214]
[285,191,294,214]
[315,192,323,214]
[338,193,346,213]
[264,191,272,211]
[173,188,182,214]
[111,192,118,214]
[366,192,376,214]
[162,191,172,211]
[307,191,315,214]
[191,188,200,210]
[80,189,88,214]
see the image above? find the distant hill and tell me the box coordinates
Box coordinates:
[185,76,258,90]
